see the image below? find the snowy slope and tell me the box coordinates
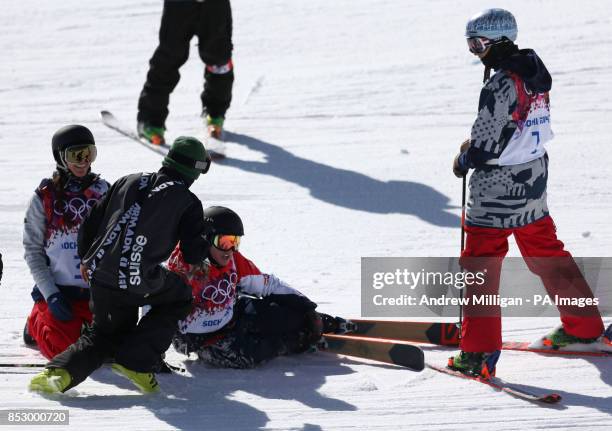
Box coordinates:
[1,0,611,429]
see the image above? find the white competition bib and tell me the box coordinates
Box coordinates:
[499,84,553,166]
[46,230,88,288]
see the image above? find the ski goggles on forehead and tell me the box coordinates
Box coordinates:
[213,234,241,251]
[467,37,493,54]
[64,144,97,165]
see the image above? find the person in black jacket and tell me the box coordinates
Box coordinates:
[137,0,234,145]
[29,136,212,394]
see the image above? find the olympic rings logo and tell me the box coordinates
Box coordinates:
[200,272,238,305]
[53,197,99,222]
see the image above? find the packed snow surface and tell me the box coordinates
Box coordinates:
[1,0,610,429]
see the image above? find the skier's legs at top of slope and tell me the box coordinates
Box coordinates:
[137,2,197,145]
[449,8,606,377]
[196,0,234,140]
[137,0,234,144]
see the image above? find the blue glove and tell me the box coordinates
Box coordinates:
[47,292,73,321]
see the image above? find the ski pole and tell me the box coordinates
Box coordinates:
[458,174,466,339]
[0,363,45,368]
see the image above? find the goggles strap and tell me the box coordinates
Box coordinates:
[484,66,491,83]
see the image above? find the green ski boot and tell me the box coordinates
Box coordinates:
[111,363,160,394]
[137,122,166,146]
[29,368,71,394]
[541,326,598,349]
[206,115,224,140]
[448,350,500,379]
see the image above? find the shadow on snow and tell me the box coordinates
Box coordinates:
[220,132,460,228]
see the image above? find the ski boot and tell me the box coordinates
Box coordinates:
[29,368,71,393]
[320,314,357,335]
[447,350,500,380]
[23,320,36,347]
[205,115,224,140]
[137,122,166,146]
[111,363,160,394]
[603,324,612,347]
[531,325,600,350]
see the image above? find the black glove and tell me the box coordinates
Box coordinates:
[47,292,73,321]
[453,139,471,178]
[453,153,469,178]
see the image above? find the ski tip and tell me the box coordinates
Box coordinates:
[388,343,425,371]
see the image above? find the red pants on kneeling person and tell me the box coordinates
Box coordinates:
[27,299,92,359]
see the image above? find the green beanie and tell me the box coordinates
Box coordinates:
[162,136,209,180]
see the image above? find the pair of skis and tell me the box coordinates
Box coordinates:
[321,320,561,404]
[349,319,611,357]
[100,110,226,161]
[320,319,605,404]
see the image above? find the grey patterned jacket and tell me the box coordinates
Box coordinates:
[459,49,553,228]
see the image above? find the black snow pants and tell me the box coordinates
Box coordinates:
[173,296,317,369]
[137,0,234,127]
[47,272,192,391]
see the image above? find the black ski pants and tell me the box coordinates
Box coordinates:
[137,0,234,127]
[47,272,192,391]
[173,296,316,369]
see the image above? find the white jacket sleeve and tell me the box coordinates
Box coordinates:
[238,273,305,298]
[23,194,58,300]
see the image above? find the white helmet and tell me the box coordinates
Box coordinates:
[465,8,517,42]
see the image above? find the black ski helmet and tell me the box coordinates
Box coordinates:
[51,124,96,170]
[203,206,244,237]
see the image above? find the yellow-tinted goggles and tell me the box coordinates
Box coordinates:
[64,144,97,165]
[213,234,241,251]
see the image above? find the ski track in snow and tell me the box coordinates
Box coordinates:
[1,0,611,429]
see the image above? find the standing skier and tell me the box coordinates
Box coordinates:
[23,125,109,359]
[170,206,331,368]
[450,8,607,377]
[137,0,234,145]
[29,136,211,394]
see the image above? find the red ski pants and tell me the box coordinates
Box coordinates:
[27,299,92,360]
[459,216,604,352]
